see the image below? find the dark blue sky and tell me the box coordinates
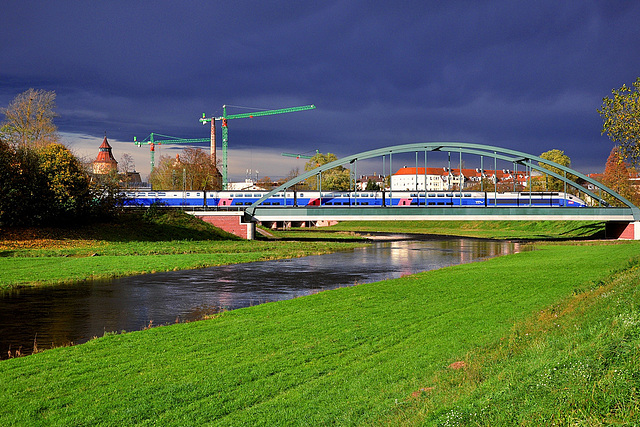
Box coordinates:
[2,1,639,179]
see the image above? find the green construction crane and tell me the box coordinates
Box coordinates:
[134,133,210,171]
[281,149,319,160]
[200,104,315,189]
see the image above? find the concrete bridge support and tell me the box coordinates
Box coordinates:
[190,211,255,240]
[606,221,640,240]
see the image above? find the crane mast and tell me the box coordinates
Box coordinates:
[200,104,315,189]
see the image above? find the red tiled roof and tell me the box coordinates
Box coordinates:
[394,167,527,180]
[94,136,117,164]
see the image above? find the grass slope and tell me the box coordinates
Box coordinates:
[0,241,638,425]
[389,245,640,425]
[0,211,365,288]
[326,220,607,240]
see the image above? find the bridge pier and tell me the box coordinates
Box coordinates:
[606,221,640,240]
[190,211,255,240]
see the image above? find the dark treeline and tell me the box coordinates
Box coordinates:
[0,139,122,226]
[0,89,121,226]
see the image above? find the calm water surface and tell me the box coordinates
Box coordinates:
[0,237,522,358]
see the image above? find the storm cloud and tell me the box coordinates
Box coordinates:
[2,1,639,179]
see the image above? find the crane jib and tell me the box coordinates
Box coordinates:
[224,105,316,120]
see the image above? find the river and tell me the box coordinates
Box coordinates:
[0,237,522,359]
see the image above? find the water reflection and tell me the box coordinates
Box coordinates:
[0,238,521,359]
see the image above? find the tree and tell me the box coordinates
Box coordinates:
[255,176,275,190]
[180,148,221,191]
[365,179,380,191]
[538,149,572,191]
[303,152,350,191]
[0,139,97,225]
[119,153,135,173]
[0,136,49,225]
[89,169,126,217]
[38,143,92,218]
[599,77,640,166]
[149,148,221,191]
[601,146,638,206]
[0,93,123,224]
[0,88,58,148]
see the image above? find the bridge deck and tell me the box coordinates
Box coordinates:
[248,206,636,222]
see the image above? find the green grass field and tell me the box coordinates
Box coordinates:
[0,211,365,289]
[1,241,638,425]
[325,220,607,240]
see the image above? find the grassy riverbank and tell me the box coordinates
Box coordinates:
[0,210,365,289]
[325,220,607,240]
[1,240,639,424]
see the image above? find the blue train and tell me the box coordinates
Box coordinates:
[124,190,587,208]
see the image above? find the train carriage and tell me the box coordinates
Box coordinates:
[125,190,586,209]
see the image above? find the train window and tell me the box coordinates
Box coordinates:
[410,193,417,197]
[299,193,304,197]
[419,193,425,197]
[464,193,472,197]
[446,194,453,197]
[428,193,436,197]
[428,202,435,205]
[273,202,281,205]
[437,194,444,197]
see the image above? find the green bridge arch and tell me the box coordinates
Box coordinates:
[245,142,640,221]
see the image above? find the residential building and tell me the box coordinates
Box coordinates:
[391,166,529,191]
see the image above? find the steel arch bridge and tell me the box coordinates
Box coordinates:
[243,142,640,236]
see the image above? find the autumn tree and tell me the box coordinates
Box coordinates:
[601,146,638,206]
[0,91,125,225]
[599,77,640,166]
[255,176,275,189]
[38,143,92,218]
[303,152,350,191]
[0,88,59,148]
[0,139,97,225]
[149,148,221,191]
[537,149,573,191]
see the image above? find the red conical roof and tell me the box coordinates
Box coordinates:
[95,136,117,164]
[99,136,112,150]
[93,135,118,175]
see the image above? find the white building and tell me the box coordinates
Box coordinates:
[391,167,528,191]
